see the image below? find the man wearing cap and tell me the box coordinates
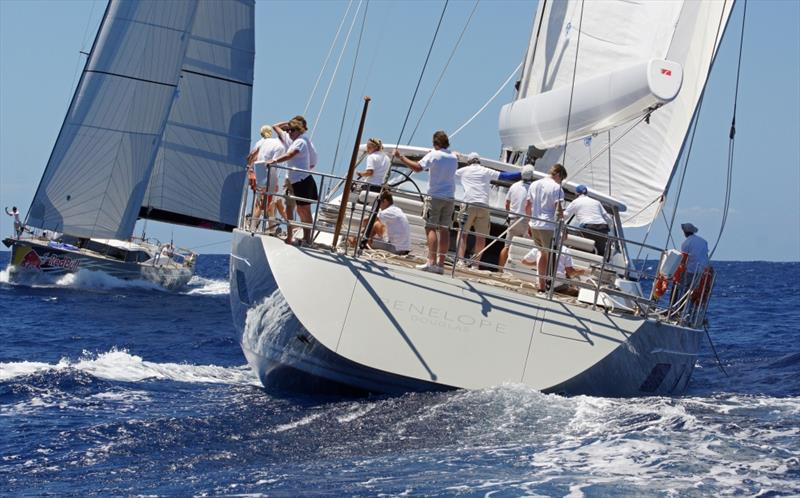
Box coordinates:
[454,153,522,267]
[498,164,535,269]
[563,184,612,257]
[679,222,709,294]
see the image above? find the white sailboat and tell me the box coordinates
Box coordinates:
[4,0,255,290]
[229,0,735,396]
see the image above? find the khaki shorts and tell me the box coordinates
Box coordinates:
[531,228,554,250]
[462,204,490,235]
[424,197,455,229]
[506,217,528,238]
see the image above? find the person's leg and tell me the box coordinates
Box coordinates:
[471,208,490,263]
[297,205,313,243]
[537,251,549,291]
[425,227,437,265]
[437,227,449,267]
[285,203,295,244]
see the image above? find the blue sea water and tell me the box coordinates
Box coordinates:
[1,252,798,497]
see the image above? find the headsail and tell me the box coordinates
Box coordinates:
[141,0,255,232]
[499,0,734,227]
[27,1,200,239]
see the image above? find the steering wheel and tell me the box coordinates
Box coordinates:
[387,167,425,203]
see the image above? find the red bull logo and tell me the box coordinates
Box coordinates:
[41,252,80,272]
[19,247,42,269]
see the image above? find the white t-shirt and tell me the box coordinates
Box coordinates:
[455,165,501,205]
[564,195,610,226]
[287,134,312,183]
[522,247,573,278]
[365,152,390,185]
[505,180,532,216]
[528,176,564,230]
[418,148,457,199]
[378,205,411,252]
[680,234,709,273]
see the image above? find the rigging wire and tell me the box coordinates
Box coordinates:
[311,0,364,139]
[394,0,450,146]
[329,1,370,175]
[449,62,522,139]
[408,0,480,144]
[560,0,586,164]
[303,1,355,116]
[710,0,747,258]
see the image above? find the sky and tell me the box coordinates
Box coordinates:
[0,0,798,261]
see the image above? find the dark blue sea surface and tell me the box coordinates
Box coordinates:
[1,252,798,496]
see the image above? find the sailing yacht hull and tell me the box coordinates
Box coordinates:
[230,230,702,397]
[4,238,193,290]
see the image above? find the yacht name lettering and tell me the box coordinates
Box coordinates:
[383,298,507,334]
[42,252,80,271]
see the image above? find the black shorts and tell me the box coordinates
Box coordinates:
[291,175,318,206]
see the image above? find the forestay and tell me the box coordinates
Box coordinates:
[500,0,734,227]
[141,0,254,231]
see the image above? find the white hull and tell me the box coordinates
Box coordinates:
[229,230,702,396]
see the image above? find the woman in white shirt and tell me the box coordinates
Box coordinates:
[356,138,390,192]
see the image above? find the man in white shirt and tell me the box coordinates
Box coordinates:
[526,163,567,291]
[455,153,522,267]
[367,192,411,255]
[520,246,586,295]
[499,164,535,268]
[679,222,710,293]
[394,131,457,274]
[5,206,23,237]
[563,184,612,256]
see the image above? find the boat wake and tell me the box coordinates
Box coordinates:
[1,267,167,292]
[0,348,257,385]
[183,275,230,296]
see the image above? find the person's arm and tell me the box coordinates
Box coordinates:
[393,149,423,172]
[271,122,292,147]
[269,148,300,165]
[357,155,376,177]
[565,266,586,279]
[498,171,521,182]
[4,207,10,216]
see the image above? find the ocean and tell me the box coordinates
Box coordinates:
[1,253,798,497]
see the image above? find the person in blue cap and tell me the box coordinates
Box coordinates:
[563,184,612,256]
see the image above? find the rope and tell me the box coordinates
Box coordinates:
[704,322,729,377]
[560,0,586,164]
[304,0,355,116]
[449,62,523,138]
[311,0,364,139]
[329,1,369,175]
[710,0,747,258]
[408,0,480,143]
[394,0,449,146]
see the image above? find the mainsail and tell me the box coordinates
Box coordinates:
[141,0,255,232]
[26,0,254,239]
[499,0,734,227]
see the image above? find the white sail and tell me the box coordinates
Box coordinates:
[499,0,734,227]
[141,0,255,231]
[27,1,200,239]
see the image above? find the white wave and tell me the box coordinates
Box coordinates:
[0,267,10,284]
[272,413,324,433]
[0,349,259,386]
[183,275,230,296]
[54,270,165,291]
